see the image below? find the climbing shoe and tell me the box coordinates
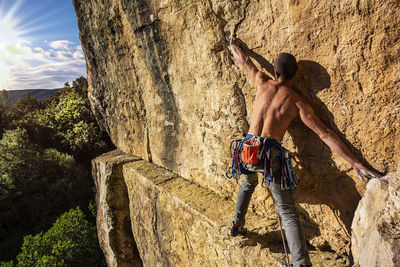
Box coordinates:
[230,222,247,237]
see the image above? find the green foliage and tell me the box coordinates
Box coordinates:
[10,93,41,120]
[53,90,102,152]
[0,261,14,267]
[0,102,14,137]
[16,77,113,164]
[0,77,113,263]
[88,199,97,218]
[0,91,41,138]
[72,76,88,95]
[0,105,6,134]
[16,207,105,267]
[1,89,12,107]
[0,128,91,259]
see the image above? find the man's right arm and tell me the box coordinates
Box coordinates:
[296,99,380,181]
[228,37,269,85]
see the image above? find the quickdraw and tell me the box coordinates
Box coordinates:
[227,134,300,191]
[225,134,253,180]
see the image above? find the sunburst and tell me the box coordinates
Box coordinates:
[0,1,29,89]
[0,0,76,90]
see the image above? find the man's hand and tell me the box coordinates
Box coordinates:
[353,162,382,182]
[227,36,261,83]
[228,37,248,65]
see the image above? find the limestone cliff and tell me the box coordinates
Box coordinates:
[74,0,400,265]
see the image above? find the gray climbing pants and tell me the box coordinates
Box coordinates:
[232,161,312,266]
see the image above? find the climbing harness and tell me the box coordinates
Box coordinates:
[227,135,300,266]
[226,134,300,191]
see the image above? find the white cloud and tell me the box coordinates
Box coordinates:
[49,40,74,50]
[34,47,44,53]
[1,40,86,89]
[7,42,33,55]
[7,60,86,89]
[73,48,84,60]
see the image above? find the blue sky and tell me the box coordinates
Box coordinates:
[0,0,86,90]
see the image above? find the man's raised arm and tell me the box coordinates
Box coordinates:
[296,99,381,181]
[228,37,269,85]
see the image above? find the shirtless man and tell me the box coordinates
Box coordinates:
[228,37,380,267]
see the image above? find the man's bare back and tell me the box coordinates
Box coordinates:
[249,79,300,141]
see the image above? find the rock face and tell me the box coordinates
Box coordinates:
[351,167,400,267]
[74,0,400,264]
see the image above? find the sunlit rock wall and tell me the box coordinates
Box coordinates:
[74,0,400,258]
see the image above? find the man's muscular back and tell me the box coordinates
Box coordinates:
[249,77,300,141]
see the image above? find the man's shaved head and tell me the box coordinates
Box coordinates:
[274,53,298,81]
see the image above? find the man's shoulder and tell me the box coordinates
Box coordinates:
[285,86,303,99]
[255,71,272,85]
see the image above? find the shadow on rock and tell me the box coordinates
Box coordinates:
[290,60,379,236]
[242,229,317,254]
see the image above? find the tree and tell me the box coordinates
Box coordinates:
[12,93,40,114]
[0,76,113,262]
[0,128,92,260]
[16,80,113,165]
[9,93,41,123]
[0,90,14,136]
[0,105,7,136]
[71,76,88,95]
[0,90,12,107]
[16,207,106,267]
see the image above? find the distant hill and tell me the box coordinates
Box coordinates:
[6,89,61,102]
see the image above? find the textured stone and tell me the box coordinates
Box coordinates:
[351,169,400,267]
[92,150,142,267]
[121,157,347,266]
[75,0,400,262]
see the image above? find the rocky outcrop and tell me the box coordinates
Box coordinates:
[92,150,400,266]
[92,150,142,267]
[74,0,400,264]
[351,166,400,267]
[93,150,348,266]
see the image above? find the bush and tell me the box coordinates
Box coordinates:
[0,261,14,267]
[16,207,105,267]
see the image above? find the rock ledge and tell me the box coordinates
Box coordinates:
[93,150,347,266]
